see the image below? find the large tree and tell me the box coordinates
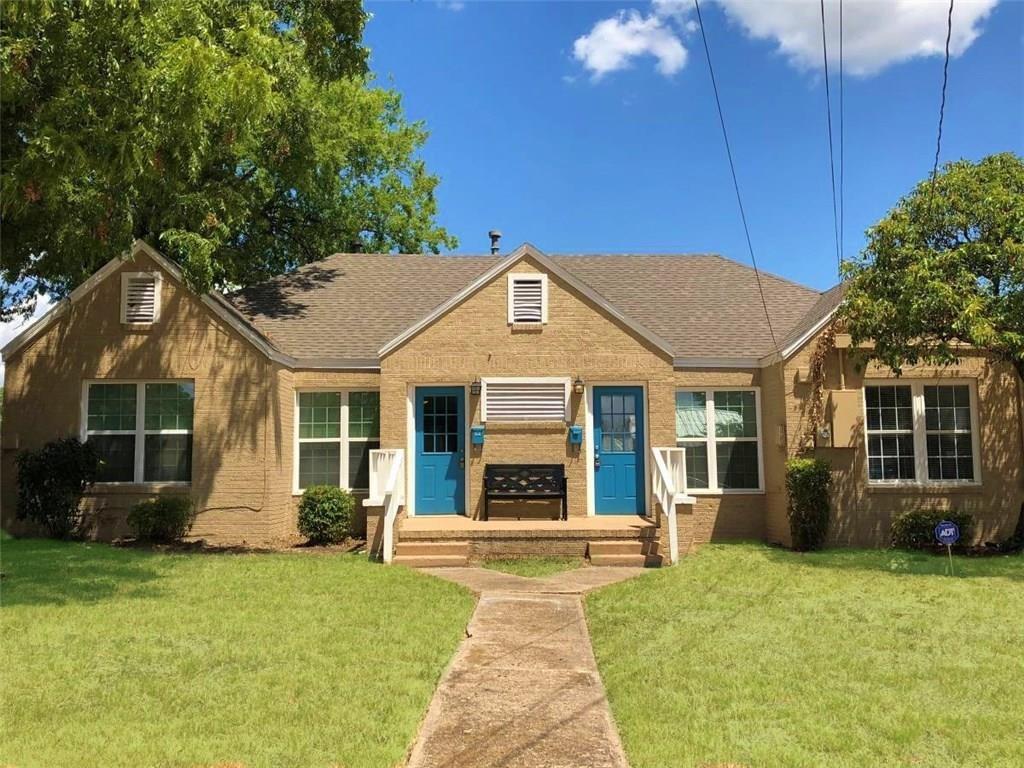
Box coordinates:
[841,153,1024,382]
[0,0,456,319]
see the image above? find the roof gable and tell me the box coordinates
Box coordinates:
[1,240,285,364]
[376,243,676,358]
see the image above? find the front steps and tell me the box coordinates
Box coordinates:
[393,540,470,568]
[587,539,662,567]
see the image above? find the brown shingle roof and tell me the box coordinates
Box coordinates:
[229,250,829,362]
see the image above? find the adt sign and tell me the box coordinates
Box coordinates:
[935,520,960,546]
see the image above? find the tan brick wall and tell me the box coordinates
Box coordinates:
[0,251,293,544]
[764,330,1024,547]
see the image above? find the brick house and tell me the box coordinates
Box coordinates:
[2,240,1021,564]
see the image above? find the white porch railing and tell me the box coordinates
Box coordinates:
[366,448,405,564]
[651,447,696,565]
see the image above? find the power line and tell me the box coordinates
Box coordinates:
[692,0,778,349]
[819,0,842,276]
[839,0,844,271]
[928,0,955,209]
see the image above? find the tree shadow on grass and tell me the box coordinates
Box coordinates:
[758,544,1024,582]
[0,538,169,607]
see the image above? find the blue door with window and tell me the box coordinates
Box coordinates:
[594,386,645,515]
[415,387,465,515]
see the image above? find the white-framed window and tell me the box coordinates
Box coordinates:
[675,388,763,492]
[481,377,569,422]
[507,273,548,324]
[120,272,161,324]
[295,390,380,492]
[864,380,980,484]
[82,380,193,483]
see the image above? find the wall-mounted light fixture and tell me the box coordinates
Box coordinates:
[470,379,482,396]
[573,376,585,395]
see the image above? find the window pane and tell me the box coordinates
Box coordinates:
[867,433,916,481]
[716,441,759,489]
[925,385,971,432]
[927,433,974,481]
[144,382,194,431]
[143,434,192,482]
[299,442,340,488]
[89,435,136,482]
[87,383,137,431]
[713,391,757,438]
[349,391,380,439]
[677,441,710,489]
[675,391,707,439]
[348,440,380,490]
[298,392,341,439]
[865,385,913,432]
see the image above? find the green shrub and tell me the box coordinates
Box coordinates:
[297,485,355,544]
[16,437,98,539]
[891,510,974,551]
[127,496,196,542]
[785,458,832,551]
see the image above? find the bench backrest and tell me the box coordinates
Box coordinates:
[484,464,566,495]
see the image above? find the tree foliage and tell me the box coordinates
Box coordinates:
[1,0,456,319]
[840,153,1024,380]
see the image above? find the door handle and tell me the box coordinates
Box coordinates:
[458,451,465,469]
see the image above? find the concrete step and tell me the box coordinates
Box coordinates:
[589,553,663,567]
[588,539,659,556]
[395,541,470,557]
[393,554,469,568]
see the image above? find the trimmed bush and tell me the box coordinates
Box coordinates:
[16,437,98,539]
[891,510,974,551]
[297,485,355,545]
[785,458,832,551]
[127,496,196,542]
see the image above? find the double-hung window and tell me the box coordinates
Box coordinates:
[864,381,979,484]
[675,388,762,492]
[295,391,380,492]
[84,381,194,483]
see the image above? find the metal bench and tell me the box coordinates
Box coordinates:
[483,464,567,521]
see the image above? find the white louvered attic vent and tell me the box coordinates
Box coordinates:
[121,272,160,324]
[508,273,548,324]
[482,378,569,422]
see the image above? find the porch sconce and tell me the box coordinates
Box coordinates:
[572,376,585,395]
[470,379,482,396]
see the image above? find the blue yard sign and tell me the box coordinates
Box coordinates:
[935,520,960,575]
[934,521,960,546]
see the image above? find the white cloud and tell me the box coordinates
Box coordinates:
[572,8,689,79]
[436,1,465,11]
[0,295,53,382]
[716,0,999,76]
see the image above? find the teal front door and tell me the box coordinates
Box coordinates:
[593,386,645,515]
[415,387,465,515]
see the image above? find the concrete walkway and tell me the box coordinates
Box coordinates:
[406,567,646,768]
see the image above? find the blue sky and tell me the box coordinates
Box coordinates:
[364,0,1023,291]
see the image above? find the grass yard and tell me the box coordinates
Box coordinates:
[0,538,475,768]
[586,543,1024,768]
[481,556,584,578]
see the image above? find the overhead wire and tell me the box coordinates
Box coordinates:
[820,0,842,276]
[692,0,778,350]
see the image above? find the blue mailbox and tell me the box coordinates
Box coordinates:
[471,425,486,446]
[568,424,584,446]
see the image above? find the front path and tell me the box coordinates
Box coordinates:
[407,567,645,768]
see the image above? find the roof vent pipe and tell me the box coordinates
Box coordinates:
[488,230,502,255]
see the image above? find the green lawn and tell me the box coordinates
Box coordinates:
[0,538,475,768]
[586,543,1024,768]
[481,556,584,578]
